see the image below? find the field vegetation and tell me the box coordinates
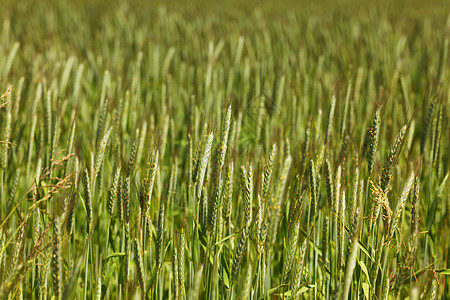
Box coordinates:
[0,1,448,299]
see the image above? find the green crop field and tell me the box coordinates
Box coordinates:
[0,0,448,299]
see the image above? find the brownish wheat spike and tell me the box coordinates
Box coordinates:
[83,169,92,234]
[288,175,300,226]
[124,222,130,283]
[309,160,318,231]
[178,230,185,296]
[118,176,124,222]
[338,192,345,272]
[409,177,420,257]
[0,85,13,102]
[139,166,149,213]
[322,216,329,266]
[156,199,165,270]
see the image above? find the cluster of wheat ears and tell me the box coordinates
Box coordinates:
[0,3,448,300]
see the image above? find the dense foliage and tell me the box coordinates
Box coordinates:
[0,1,448,299]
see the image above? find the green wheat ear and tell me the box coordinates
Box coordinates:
[65,190,78,236]
[196,131,214,200]
[213,105,231,181]
[281,222,300,284]
[368,108,380,175]
[266,154,292,250]
[51,217,63,300]
[222,162,234,224]
[127,130,140,177]
[388,172,414,241]
[432,105,442,177]
[243,164,253,228]
[325,158,334,210]
[172,243,179,299]
[133,238,145,292]
[341,206,362,300]
[324,94,336,145]
[380,125,407,192]
[347,165,359,230]
[208,174,222,233]
[108,165,121,218]
[1,110,11,170]
[255,194,263,257]
[94,127,111,184]
[291,237,309,297]
[420,98,436,155]
[95,265,102,300]
[230,225,249,286]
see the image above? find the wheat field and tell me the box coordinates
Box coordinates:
[0,1,448,299]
